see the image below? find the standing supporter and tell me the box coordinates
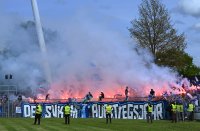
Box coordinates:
[148,89,155,101]
[176,101,185,122]
[105,104,112,124]
[83,92,93,103]
[187,101,195,121]
[179,102,184,121]
[146,102,153,123]
[99,92,105,101]
[34,103,42,125]
[63,103,71,124]
[166,102,172,120]
[171,102,177,123]
[125,86,129,101]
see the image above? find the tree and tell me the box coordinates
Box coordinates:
[155,49,192,69]
[129,0,186,56]
[180,64,200,77]
[155,49,200,76]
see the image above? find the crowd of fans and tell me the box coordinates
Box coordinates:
[150,81,200,121]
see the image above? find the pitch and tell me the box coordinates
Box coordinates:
[0,118,199,131]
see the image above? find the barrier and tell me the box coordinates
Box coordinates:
[194,106,200,120]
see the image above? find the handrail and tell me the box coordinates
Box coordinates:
[22,96,164,103]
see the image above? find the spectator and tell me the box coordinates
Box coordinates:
[83,92,93,103]
[150,89,155,96]
[148,89,155,101]
[45,94,50,101]
[18,95,22,101]
[146,102,153,123]
[99,92,105,101]
[171,101,177,123]
[125,86,129,101]
[87,92,93,100]
[187,101,195,121]
[2,95,8,103]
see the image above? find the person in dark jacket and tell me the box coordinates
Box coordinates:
[125,86,129,101]
[99,92,105,101]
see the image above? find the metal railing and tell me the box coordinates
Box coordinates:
[0,85,18,117]
[21,96,165,103]
[0,100,22,118]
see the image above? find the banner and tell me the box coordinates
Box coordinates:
[15,107,22,113]
[0,106,2,114]
[22,101,167,120]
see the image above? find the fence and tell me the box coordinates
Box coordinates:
[0,85,18,117]
[0,100,22,118]
[0,94,199,119]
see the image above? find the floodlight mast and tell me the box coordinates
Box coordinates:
[31,0,52,85]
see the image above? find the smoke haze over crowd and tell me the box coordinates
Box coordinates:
[0,2,181,99]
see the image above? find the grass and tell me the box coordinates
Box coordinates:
[0,118,199,131]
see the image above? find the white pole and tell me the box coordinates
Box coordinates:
[31,0,52,84]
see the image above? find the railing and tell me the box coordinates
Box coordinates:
[0,100,22,118]
[22,96,165,103]
[0,85,18,118]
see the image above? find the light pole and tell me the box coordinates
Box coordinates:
[31,0,52,85]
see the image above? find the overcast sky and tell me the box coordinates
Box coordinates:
[0,0,200,66]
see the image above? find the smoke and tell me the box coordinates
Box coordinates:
[0,9,46,95]
[0,8,179,99]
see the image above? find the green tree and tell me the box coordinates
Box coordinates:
[129,0,186,56]
[128,0,200,76]
[179,63,200,77]
[155,49,200,76]
[155,49,191,69]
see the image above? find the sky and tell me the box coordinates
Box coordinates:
[0,0,199,66]
[0,0,199,98]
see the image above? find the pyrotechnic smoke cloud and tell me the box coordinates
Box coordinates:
[0,8,179,99]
